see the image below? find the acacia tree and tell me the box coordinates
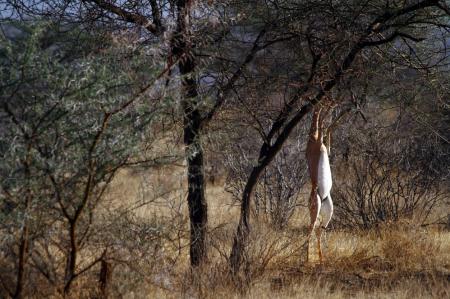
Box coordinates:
[2,0,213,266]
[330,37,450,228]
[0,21,172,297]
[2,0,275,267]
[227,0,450,274]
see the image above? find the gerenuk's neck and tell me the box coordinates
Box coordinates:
[309,106,322,142]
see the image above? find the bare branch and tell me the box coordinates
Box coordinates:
[84,0,162,34]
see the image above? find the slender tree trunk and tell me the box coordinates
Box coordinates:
[14,149,32,299]
[13,223,29,299]
[174,0,208,267]
[229,102,316,273]
[64,221,77,295]
[229,166,263,274]
[149,0,162,30]
[183,104,208,266]
[99,257,112,299]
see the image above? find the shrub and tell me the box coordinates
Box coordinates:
[0,21,167,296]
[333,133,444,229]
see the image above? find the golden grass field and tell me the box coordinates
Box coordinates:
[95,166,450,299]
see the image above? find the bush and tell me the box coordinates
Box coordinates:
[225,138,308,230]
[0,21,167,296]
[333,130,445,229]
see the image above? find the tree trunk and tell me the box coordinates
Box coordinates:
[14,150,32,299]
[13,224,29,299]
[229,166,263,274]
[149,0,162,31]
[99,258,112,299]
[229,143,277,274]
[183,107,208,266]
[175,0,208,267]
[64,221,77,295]
[229,103,315,274]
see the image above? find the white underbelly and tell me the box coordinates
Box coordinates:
[317,148,332,199]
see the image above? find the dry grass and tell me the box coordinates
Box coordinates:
[94,168,449,299]
[5,167,446,298]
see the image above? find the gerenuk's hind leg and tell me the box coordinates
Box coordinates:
[321,195,333,229]
[306,188,321,262]
[316,225,323,262]
[318,195,333,262]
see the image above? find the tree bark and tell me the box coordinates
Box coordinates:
[183,105,208,266]
[13,146,32,299]
[13,223,29,299]
[228,102,312,273]
[99,257,112,299]
[229,165,263,274]
[64,221,77,295]
[174,0,208,267]
[149,0,162,31]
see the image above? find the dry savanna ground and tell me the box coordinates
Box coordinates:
[91,166,450,299]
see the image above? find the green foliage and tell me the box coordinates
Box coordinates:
[0,21,166,284]
[1,21,159,191]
